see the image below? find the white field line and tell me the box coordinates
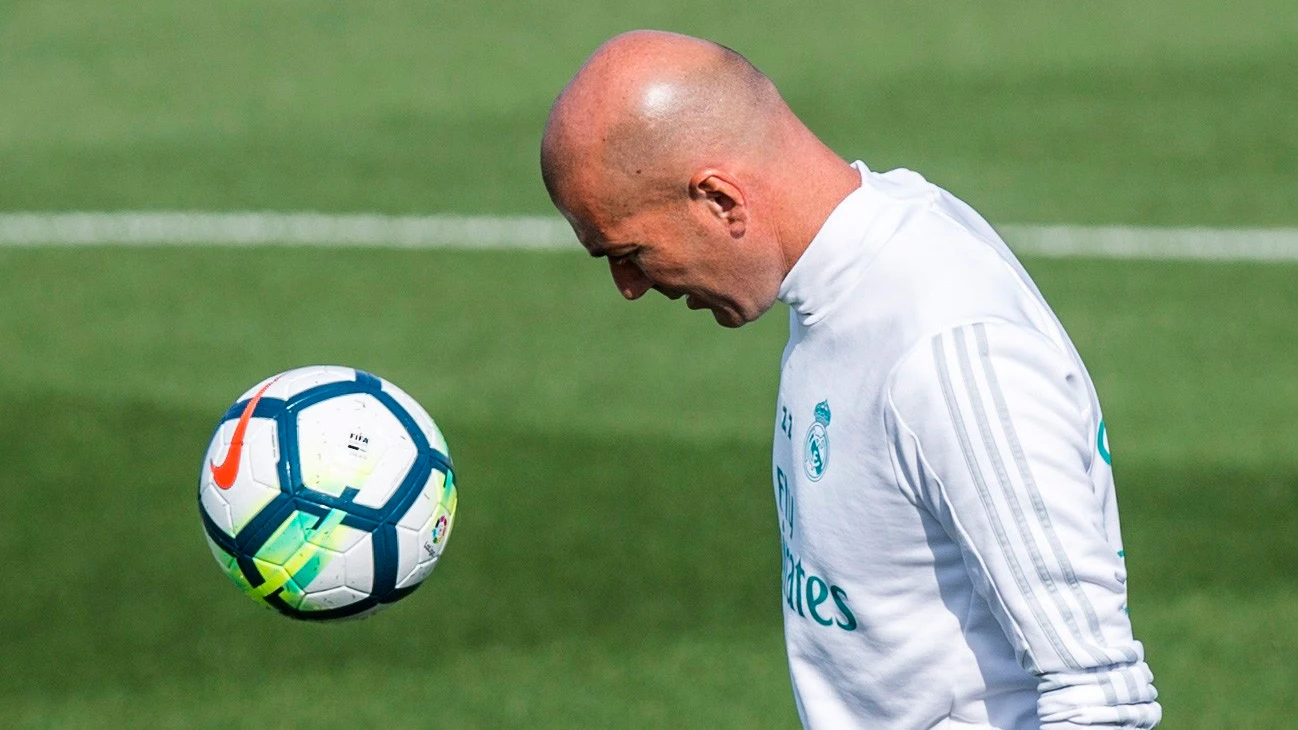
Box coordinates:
[1005,225,1298,262]
[1,212,1297,261]
[0,212,576,250]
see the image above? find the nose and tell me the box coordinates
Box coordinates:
[609,259,653,300]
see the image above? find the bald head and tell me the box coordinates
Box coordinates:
[539,31,860,328]
[541,30,787,210]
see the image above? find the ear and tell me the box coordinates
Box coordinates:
[689,170,747,239]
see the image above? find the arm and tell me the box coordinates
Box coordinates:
[885,321,1160,729]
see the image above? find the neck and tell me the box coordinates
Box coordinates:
[773,140,861,277]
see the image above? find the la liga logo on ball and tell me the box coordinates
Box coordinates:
[803,400,831,481]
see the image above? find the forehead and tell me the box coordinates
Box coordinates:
[555,165,634,216]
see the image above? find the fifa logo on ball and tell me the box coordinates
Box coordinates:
[347,431,370,453]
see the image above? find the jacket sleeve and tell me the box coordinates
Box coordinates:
[884,320,1161,729]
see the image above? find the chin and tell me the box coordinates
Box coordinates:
[712,307,752,329]
[711,297,777,328]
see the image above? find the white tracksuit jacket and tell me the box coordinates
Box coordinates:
[772,162,1160,729]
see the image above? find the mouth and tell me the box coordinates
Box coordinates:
[685,295,706,310]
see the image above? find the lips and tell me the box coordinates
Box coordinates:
[660,287,704,310]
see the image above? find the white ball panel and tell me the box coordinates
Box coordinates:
[395,491,453,589]
[299,523,368,593]
[395,520,438,590]
[246,421,280,488]
[393,523,423,589]
[359,441,418,509]
[299,585,368,611]
[393,472,443,589]
[297,545,348,595]
[340,532,376,594]
[407,554,439,588]
[381,378,449,456]
[396,483,435,532]
[296,393,414,509]
[397,554,437,590]
[199,483,234,534]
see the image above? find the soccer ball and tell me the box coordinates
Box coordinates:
[198,365,457,620]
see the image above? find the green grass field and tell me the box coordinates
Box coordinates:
[2,0,1296,222]
[1,0,1296,727]
[1,251,1295,727]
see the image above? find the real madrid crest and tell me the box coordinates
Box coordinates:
[803,400,831,481]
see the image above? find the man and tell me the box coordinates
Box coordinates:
[541,30,1161,729]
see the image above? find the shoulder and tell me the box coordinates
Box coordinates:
[885,320,1077,420]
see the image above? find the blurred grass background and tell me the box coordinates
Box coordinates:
[1,1,1296,727]
[2,0,1295,221]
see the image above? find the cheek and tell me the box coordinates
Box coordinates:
[670,226,724,273]
[658,246,713,286]
[640,219,729,285]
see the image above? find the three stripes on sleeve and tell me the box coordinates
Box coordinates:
[887,321,1161,729]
